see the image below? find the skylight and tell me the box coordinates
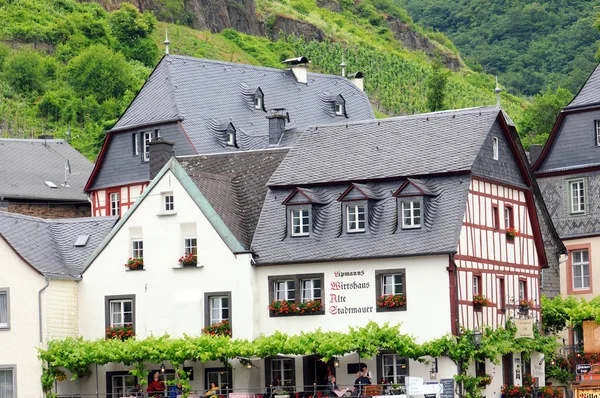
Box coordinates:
[44,181,58,189]
[74,235,90,247]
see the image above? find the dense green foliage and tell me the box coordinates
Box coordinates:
[519,88,573,148]
[399,0,600,96]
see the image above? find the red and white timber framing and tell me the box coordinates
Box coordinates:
[89,183,148,217]
[454,177,541,330]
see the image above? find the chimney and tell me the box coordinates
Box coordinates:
[528,144,543,165]
[149,139,175,180]
[267,109,288,146]
[348,72,365,91]
[282,56,310,84]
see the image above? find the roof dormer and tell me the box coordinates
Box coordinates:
[334,95,346,117]
[226,123,237,147]
[393,179,435,230]
[282,188,328,238]
[254,87,265,111]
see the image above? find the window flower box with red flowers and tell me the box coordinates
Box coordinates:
[473,295,491,310]
[506,227,519,242]
[268,299,323,316]
[125,258,143,270]
[202,320,231,337]
[518,299,534,314]
[478,374,492,387]
[178,252,197,267]
[377,294,406,311]
[106,324,135,341]
[501,384,532,398]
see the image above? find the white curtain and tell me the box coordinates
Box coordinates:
[0,369,14,398]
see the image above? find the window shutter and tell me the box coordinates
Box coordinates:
[132,133,137,156]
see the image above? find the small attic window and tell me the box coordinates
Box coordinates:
[44,181,58,189]
[254,88,264,110]
[226,124,236,147]
[335,95,346,116]
[74,235,90,247]
[493,137,499,160]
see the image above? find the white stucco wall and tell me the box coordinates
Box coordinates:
[0,238,46,398]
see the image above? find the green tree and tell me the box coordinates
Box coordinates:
[426,60,449,112]
[519,87,573,147]
[108,3,158,66]
[67,44,133,103]
[4,49,46,93]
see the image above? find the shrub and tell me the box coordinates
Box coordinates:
[4,49,46,93]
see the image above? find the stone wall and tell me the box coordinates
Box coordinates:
[3,201,90,219]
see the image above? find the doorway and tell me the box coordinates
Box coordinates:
[303,355,335,392]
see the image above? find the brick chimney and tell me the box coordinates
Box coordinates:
[267,109,288,146]
[528,144,543,165]
[149,139,175,180]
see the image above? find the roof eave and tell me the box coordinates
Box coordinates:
[253,250,457,266]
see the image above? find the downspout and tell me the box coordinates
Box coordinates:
[447,254,463,397]
[39,276,50,343]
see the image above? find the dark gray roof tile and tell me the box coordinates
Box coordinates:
[567,64,600,108]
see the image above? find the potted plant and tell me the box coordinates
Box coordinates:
[518,299,534,314]
[478,374,492,387]
[178,252,197,267]
[473,294,491,309]
[506,227,519,241]
[273,389,289,398]
[125,257,143,270]
[105,324,135,341]
[538,386,554,398]
[269,299,322,315]
[202,320,231,337]
[377,294,406,308]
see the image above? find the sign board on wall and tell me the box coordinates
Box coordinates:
[576,388,600,398]
[583,321,600,353]
[440,379,454,398]
[576,364,592,375]
[515,319,534,338]
[328,270,375,315]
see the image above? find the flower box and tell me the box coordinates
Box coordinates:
[473,294,491,309]
[202,320,231,337]
[106,324,134,341]
[478,374,492,387]
[506,227,519,241]
[502,384,532,398]
[125,258,143,270]
[268,299,322,315]
[377,294,406,308]
[179,252,197,267]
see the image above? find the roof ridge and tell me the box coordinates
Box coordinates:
[177,147,290,159]
[48,222,70,274]
[0,138,66,143]
[162,57,182,120]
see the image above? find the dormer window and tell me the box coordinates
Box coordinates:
[290,208,310,237]
[282,188,327,238]
[226,124,236,147]
[346,204,366,232]
[401,200,421,228]
[595,120,600,146]
[393,178,435,230]
[335,95,346,117]
[254,88,264,111]
[493,137,499,160]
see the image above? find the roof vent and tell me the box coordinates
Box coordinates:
[282,56,310,84]
[74,235,90,247]
[44,181,58,189]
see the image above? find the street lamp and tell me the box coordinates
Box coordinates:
[334,358,340,368]
[472,330,483,348]
[430,358,438,379]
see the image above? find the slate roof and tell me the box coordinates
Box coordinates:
[566,63,600,109]
[178,149,290,249]
[269,107,501,186]
[0,139,93,201]
[112,55,374,154]
[0,212,117,278]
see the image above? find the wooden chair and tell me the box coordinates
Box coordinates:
[362,385,383,397]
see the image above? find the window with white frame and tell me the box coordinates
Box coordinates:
[0,289,9,330]
[301,278,321,302]
[572,249,590,290]
[226,125,236,147]
[274,280,295,301]
[375,270,406,312]
[335,103,344,116]
[380,353,409,384]
[132,133,139,156]
[142,131,152,161]
[206,369,230,394]
[473,275,481,295]
[504,206,513,229]
[254,95,262,110]
[596,120,600,146]
[0,366,15,398]
[346,204,366,232]
[570,180,585,214]
[208,295,229,324]
[132,240,143,259]
[382,274,404,295]
[493,137,499,160]
[163,193,174,212]
[109,192,120,216]
[110,373,137,397]
[109,299,133,327]
[401,200,421,228]
[290,208,310,237]
[519,280,527,301]
[270,358,294,386]
[184,237,197,257]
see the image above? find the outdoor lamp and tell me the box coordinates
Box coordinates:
[472,330,483,348]
[334,358,340,367]
[160,363,165,373]
[430,358,438,379]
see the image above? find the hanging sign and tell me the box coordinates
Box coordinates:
[515,319,534,338]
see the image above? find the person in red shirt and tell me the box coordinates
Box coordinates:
[147,371,166,397]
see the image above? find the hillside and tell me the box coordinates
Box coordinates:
[399,0,600,96]
[0,0,530,160]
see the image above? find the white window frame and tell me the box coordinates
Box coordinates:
[163,192,174,212]
[473,275,481,295]
[504,206,513,229]
[518,280,527,301]
[569,179,585,215]
[301,278,321,302]
[0,288,10,330]
[132,240,143,259]
[290,208,310,237]
[335,102,344,116]
[346,204,366,233]
[572,249,590,290]
[132,133,139,156]
[254,95,262,110]
[184,237,197,256]
[0,365,16,398]
[493,137,499,160]
[109,192,120,216]
[109,299,133,328]
[110,374,137,397]
[274,280,295,301]
[209,296,229,324]
[271,358,294,386]
[381,353,409,384]
[596,120,600,146]
[142,131,152,161]
[382,274,403,296]
[401,199,421,229]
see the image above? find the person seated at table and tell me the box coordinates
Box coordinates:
[147,371,166,397]
[205,382,219,397]
[325,375,348,397]
[352,371,371,396]
[129,383,143,397]
[170,380,185,397]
